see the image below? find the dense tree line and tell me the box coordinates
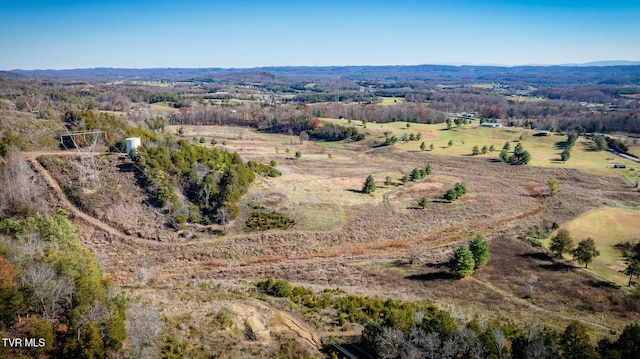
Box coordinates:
[310,122,364,141]
[254,278,640,359]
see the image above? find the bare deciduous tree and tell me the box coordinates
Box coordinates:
[126,301,162,359]
[216,206,232,231]
[19,263,74,321]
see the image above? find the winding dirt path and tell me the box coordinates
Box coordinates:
[25,152,185,248]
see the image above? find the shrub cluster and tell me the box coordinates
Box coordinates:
[500,142,531,164]
[448,235,490,278]
[471,144,492,155]
[400,132,423,142]
[443,182,467,201]
[410,164,432,181]
[246,160,281,177]
[245,211,295,231]
[255,278,293,297]
[384,131,398,145]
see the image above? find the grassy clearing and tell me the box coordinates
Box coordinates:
[149,102,179,113]
[319,118,640,182]
[379,97,406,106]
[550,208,640,286]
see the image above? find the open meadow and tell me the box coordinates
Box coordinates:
[321,118,640,183]
[30,122,639,351]
[554,208,640,286]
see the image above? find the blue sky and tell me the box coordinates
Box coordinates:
[1,0,639,70]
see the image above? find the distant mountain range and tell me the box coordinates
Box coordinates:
[4,62,640,87]
[561,61,640,67]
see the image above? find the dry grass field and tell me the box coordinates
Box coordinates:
[31,124,640,355]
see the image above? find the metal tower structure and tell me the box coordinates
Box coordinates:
[60,130,104,189]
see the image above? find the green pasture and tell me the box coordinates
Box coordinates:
[548,208,640,286]
[318,118,640,183]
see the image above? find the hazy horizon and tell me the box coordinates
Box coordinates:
[1,0,639,71]
[6,60,640,72]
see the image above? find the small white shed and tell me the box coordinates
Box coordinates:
[125,137,141,157]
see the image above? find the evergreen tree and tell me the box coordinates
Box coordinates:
[429,143,434,151]
[424,163,432,175]
[499,149,508,162]
[469,234,489,269]
[560,321,596,359]
[503,141,511,151]
[363,175,376,194]
[616,322,640,359]
[481,145,488,154]
[420,142,426,151]
[595,136,608,151]
[509,143,531,164]
[385,176,392,186]
[550,229,574,258]
[410,168,422,181]
[449,245,475,278]
[572,238,600,268]
[419,197,429,209]
[444,188,458,202]
[472,145,480,155]
[623,259,640,286]
[454,182,467,197]
[448,139,454,147]
[548,176,560,196]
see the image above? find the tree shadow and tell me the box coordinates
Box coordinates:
[539,262,575,271]
[424,261,449,269]
[406,272,457,281]
[585,279,620,289]
[487,158,502,163]
[554,141,569,150]
[521,252,553,262]
[347,189,365,194]
[429,199,450,203]
[407,206,426,210]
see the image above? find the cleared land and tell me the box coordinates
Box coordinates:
[321,118,640,183]
[30,124,640,354]
[379,96,406,106]
[557,208,640,285]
